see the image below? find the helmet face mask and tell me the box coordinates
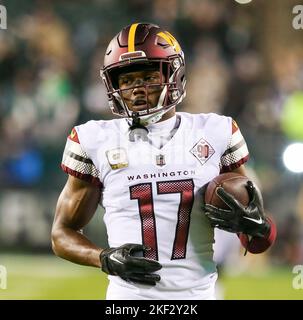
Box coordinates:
[101,23,186,125]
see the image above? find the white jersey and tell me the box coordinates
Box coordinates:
[61,112,249,300]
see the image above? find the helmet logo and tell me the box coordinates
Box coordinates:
[157,31,181,53]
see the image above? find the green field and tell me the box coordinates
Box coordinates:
[0,254,302,300]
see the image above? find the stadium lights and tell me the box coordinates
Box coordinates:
[234,0,252,4]
[283,143,303,173]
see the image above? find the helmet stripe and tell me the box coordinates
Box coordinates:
[128,23,139,52]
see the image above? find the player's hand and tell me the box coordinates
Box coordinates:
[100,243,162,286]
[203,181,270,237]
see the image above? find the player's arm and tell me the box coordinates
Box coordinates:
[52,175,162,285]
[204,118,276,253]
[205,163,277,253]
[56,127,161,285]
[51,174,102,267]
[230,164,247,176]
[233,164,277,253]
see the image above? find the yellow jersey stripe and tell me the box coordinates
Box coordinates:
[128,23,139,52]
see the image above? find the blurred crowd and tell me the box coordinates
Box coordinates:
[0,0,303,268]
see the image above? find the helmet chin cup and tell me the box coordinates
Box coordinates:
[135,110,164,126]
[132,106,176,127]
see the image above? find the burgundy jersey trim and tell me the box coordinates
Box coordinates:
[61,164,102,187]
[220,154,249,173]
[220,119,249,172]
[61,129,101,183]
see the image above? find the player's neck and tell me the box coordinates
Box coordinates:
[146,108,176,130]
[147,113,177,133]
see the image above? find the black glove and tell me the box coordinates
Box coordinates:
[100,243,162,286]
[203,181,270,237]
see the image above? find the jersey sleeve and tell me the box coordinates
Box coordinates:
[219,119,249,172]
[61,127,102,187]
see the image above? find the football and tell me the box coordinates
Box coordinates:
[205,172,250,209]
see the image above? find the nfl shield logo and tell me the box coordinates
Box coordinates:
[156,154,166,167]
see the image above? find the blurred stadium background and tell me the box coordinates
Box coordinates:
[0,0,303,300]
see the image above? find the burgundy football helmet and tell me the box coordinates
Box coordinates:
[100,22,186,125]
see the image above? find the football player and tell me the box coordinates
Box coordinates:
[51,23,276,300]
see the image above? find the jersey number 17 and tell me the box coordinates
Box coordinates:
[130,179,194,261]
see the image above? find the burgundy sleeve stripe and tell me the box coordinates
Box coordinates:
[62,155,100,178]
[227,129,243,148]
[220,143,249,166]
[61,164,102,187]
[65,150,94,165]
[222,139,246,157]
[220,154,249,173]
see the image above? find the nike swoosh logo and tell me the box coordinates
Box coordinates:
[109,253,123,264]
[243,216,263,224]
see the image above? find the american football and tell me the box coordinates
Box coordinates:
[205,172,250,209]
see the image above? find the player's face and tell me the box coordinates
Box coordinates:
[118,70,164,112]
